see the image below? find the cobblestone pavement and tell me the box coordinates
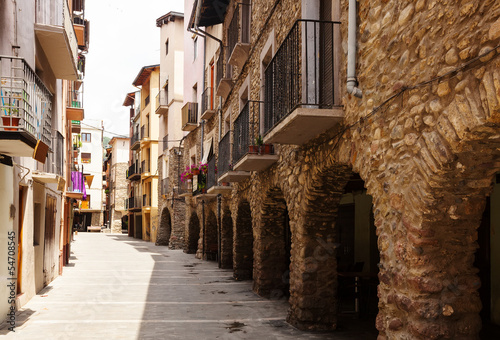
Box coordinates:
[1,233,377,339]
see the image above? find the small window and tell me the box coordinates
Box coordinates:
[82,133,91,142]
[193,37,197,60]
[165,39,169,56]
[81,152,91,163]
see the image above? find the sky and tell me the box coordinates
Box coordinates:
[84,0,185,138]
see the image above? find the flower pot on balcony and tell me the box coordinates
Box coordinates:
[192,169,200,175]
[2,116,20,131]
[260,144,273,154]
[249,145,259,154]
[221,182,230,186]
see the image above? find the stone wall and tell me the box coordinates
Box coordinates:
[176,0,500,338]
[111,162,128,233]
[213,0,500,337]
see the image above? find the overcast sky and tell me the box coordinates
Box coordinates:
[84,1,185,138]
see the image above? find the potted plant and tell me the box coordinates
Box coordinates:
[1,103,21,131]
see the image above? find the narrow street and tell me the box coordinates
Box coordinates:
[1,234,374,340]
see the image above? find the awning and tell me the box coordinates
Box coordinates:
[201,137,213,164]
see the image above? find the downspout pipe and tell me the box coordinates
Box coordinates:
[347,0,362,98]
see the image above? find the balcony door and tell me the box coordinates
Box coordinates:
[320,0,334,108]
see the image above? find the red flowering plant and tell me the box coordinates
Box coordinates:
[180,165,194,183]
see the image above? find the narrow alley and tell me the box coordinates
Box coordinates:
[1,234,375,339]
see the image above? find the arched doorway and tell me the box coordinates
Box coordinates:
[254,188,291,299]
[221,206,233,269]
[156,208,172,246]
[204,211,218,261]
[234,200,253,280]
[186,212,200,254]
[336,174,378,328]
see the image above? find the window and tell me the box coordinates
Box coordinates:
[193,37,197,60]
[81,152,91,163]
[165,39,169,55]
[82,133,91,142]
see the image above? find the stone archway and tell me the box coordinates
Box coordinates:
[234,200,253,280]
[185,212,200,254]
[156,208,172,246]
[204,211,218,261]
[253,187,291,299]
[221,206,233,269]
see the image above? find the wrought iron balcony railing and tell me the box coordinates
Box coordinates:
[181,102,198,129]
[206,157,216,190]
[0,56,52,148]
[141,160,150,174]
[201,87,214,115]
[67,80,84,108]
[233,101,260,164]
[218,132,231,177]
[131,132,140,146]
[143,194,151,207]
[228,2,251,59]
[141,124,149,139]
[263,20,341,135]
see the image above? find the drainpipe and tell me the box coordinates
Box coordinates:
[347,0,362,98]
[217,194,221,268]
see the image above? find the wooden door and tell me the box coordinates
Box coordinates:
[43,195,57,286]
[17,186,25,294]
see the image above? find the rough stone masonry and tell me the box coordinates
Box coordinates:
[160,1,500,339]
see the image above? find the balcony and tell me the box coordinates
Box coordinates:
[193,173,216,200]
[74,20,89,52]
[233,101,278,172]
[263,20,343,146]
[67,170,85,199]
[131,131,140,150]
[35,0,78,80]
[216,47,233,99]
[155,91,168,115]
[217,131,250,183]
[71,120,81,133]
[66,80,84,121]
[0,56,52,159]
[181,102,198,131]
[228,2,251,69]
[127,162,141,181]
[141,160,151,175]
[207,155,232,196]
[201,87,215,120]
[128,196,142,212]
[163,134,169,152]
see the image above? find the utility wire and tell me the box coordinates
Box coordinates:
[331,44,500,151]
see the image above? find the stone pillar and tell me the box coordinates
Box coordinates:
[376,191,486,340]
[220,206,233,269]
[233,200,253,280]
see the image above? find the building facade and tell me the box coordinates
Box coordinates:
[105,137,130,233]
[177,0,500,339]
[73,120,103,230]
[126,66,161,243]
[0,0,89,324]
[155,12,187,249]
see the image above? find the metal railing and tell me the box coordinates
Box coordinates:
[201,87,214,114]
[163,134,168,152]
[218,131,231,176]
[128,162,140,179]
[181,102,198,127]
[67,80,84,108]
[263,20,340,135]
[206,157,216,190]
[216,48,224,89]
[193,173,207,196]
[233,101,260,164]
[0,56,52,148]
[228,2,251,59]
[131,131,140,146]
[128,196,142,210]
